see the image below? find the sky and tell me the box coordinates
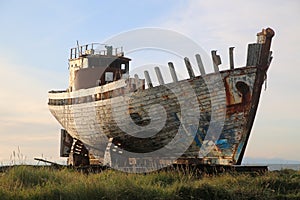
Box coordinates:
[0,0,299,165]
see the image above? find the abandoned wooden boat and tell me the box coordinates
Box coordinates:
[48,28,274,171]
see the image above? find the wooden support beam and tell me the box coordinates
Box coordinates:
[168,62,178,82]
[195,54,206,75]
[155,67,165,85]
[184,57,195,78]
[144,70,153,88]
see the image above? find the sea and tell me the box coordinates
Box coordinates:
[243,164,300,171]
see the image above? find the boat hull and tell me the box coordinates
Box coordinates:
[49,66,258,167]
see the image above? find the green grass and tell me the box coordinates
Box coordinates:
[0,166,299,200]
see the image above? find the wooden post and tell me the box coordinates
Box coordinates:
[246,44,262,66]
[184,57,195,78]
[211,50,221,73]
[229,47,235,70]
[168,62,178,82]
[155,67,165,85]
[195,54,206,75]
[144,70,153,88]
[134,74,139,89]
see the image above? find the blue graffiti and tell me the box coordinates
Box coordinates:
[216,139,230,149]
[192,125,208,147]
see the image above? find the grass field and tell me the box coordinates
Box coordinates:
[0,166,299,200]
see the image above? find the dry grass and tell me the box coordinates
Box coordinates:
[0,166,299,199]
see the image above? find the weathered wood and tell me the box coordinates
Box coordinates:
[237,28,275,165]
[168,62,178,82]
[49,67,258,166]
[48,28,275,168]
[155,67,165,85]
[134,74,140,89]
[144,70,153,88]
[211,50,221,72]
[229,47,235,70]
[246,43,262,66]
[184,57,195,78]
[195,54,206,75]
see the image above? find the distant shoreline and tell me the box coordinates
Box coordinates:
[1,164,300,172]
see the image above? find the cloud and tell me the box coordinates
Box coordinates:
[158,1,300,62]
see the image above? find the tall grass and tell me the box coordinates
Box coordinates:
[0,166,299,200]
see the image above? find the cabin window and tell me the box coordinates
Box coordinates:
[82,58,88,68]
[121,63,126,70]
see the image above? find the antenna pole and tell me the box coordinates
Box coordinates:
[76,40,82,56]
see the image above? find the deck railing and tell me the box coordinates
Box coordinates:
[70,43,123,59]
